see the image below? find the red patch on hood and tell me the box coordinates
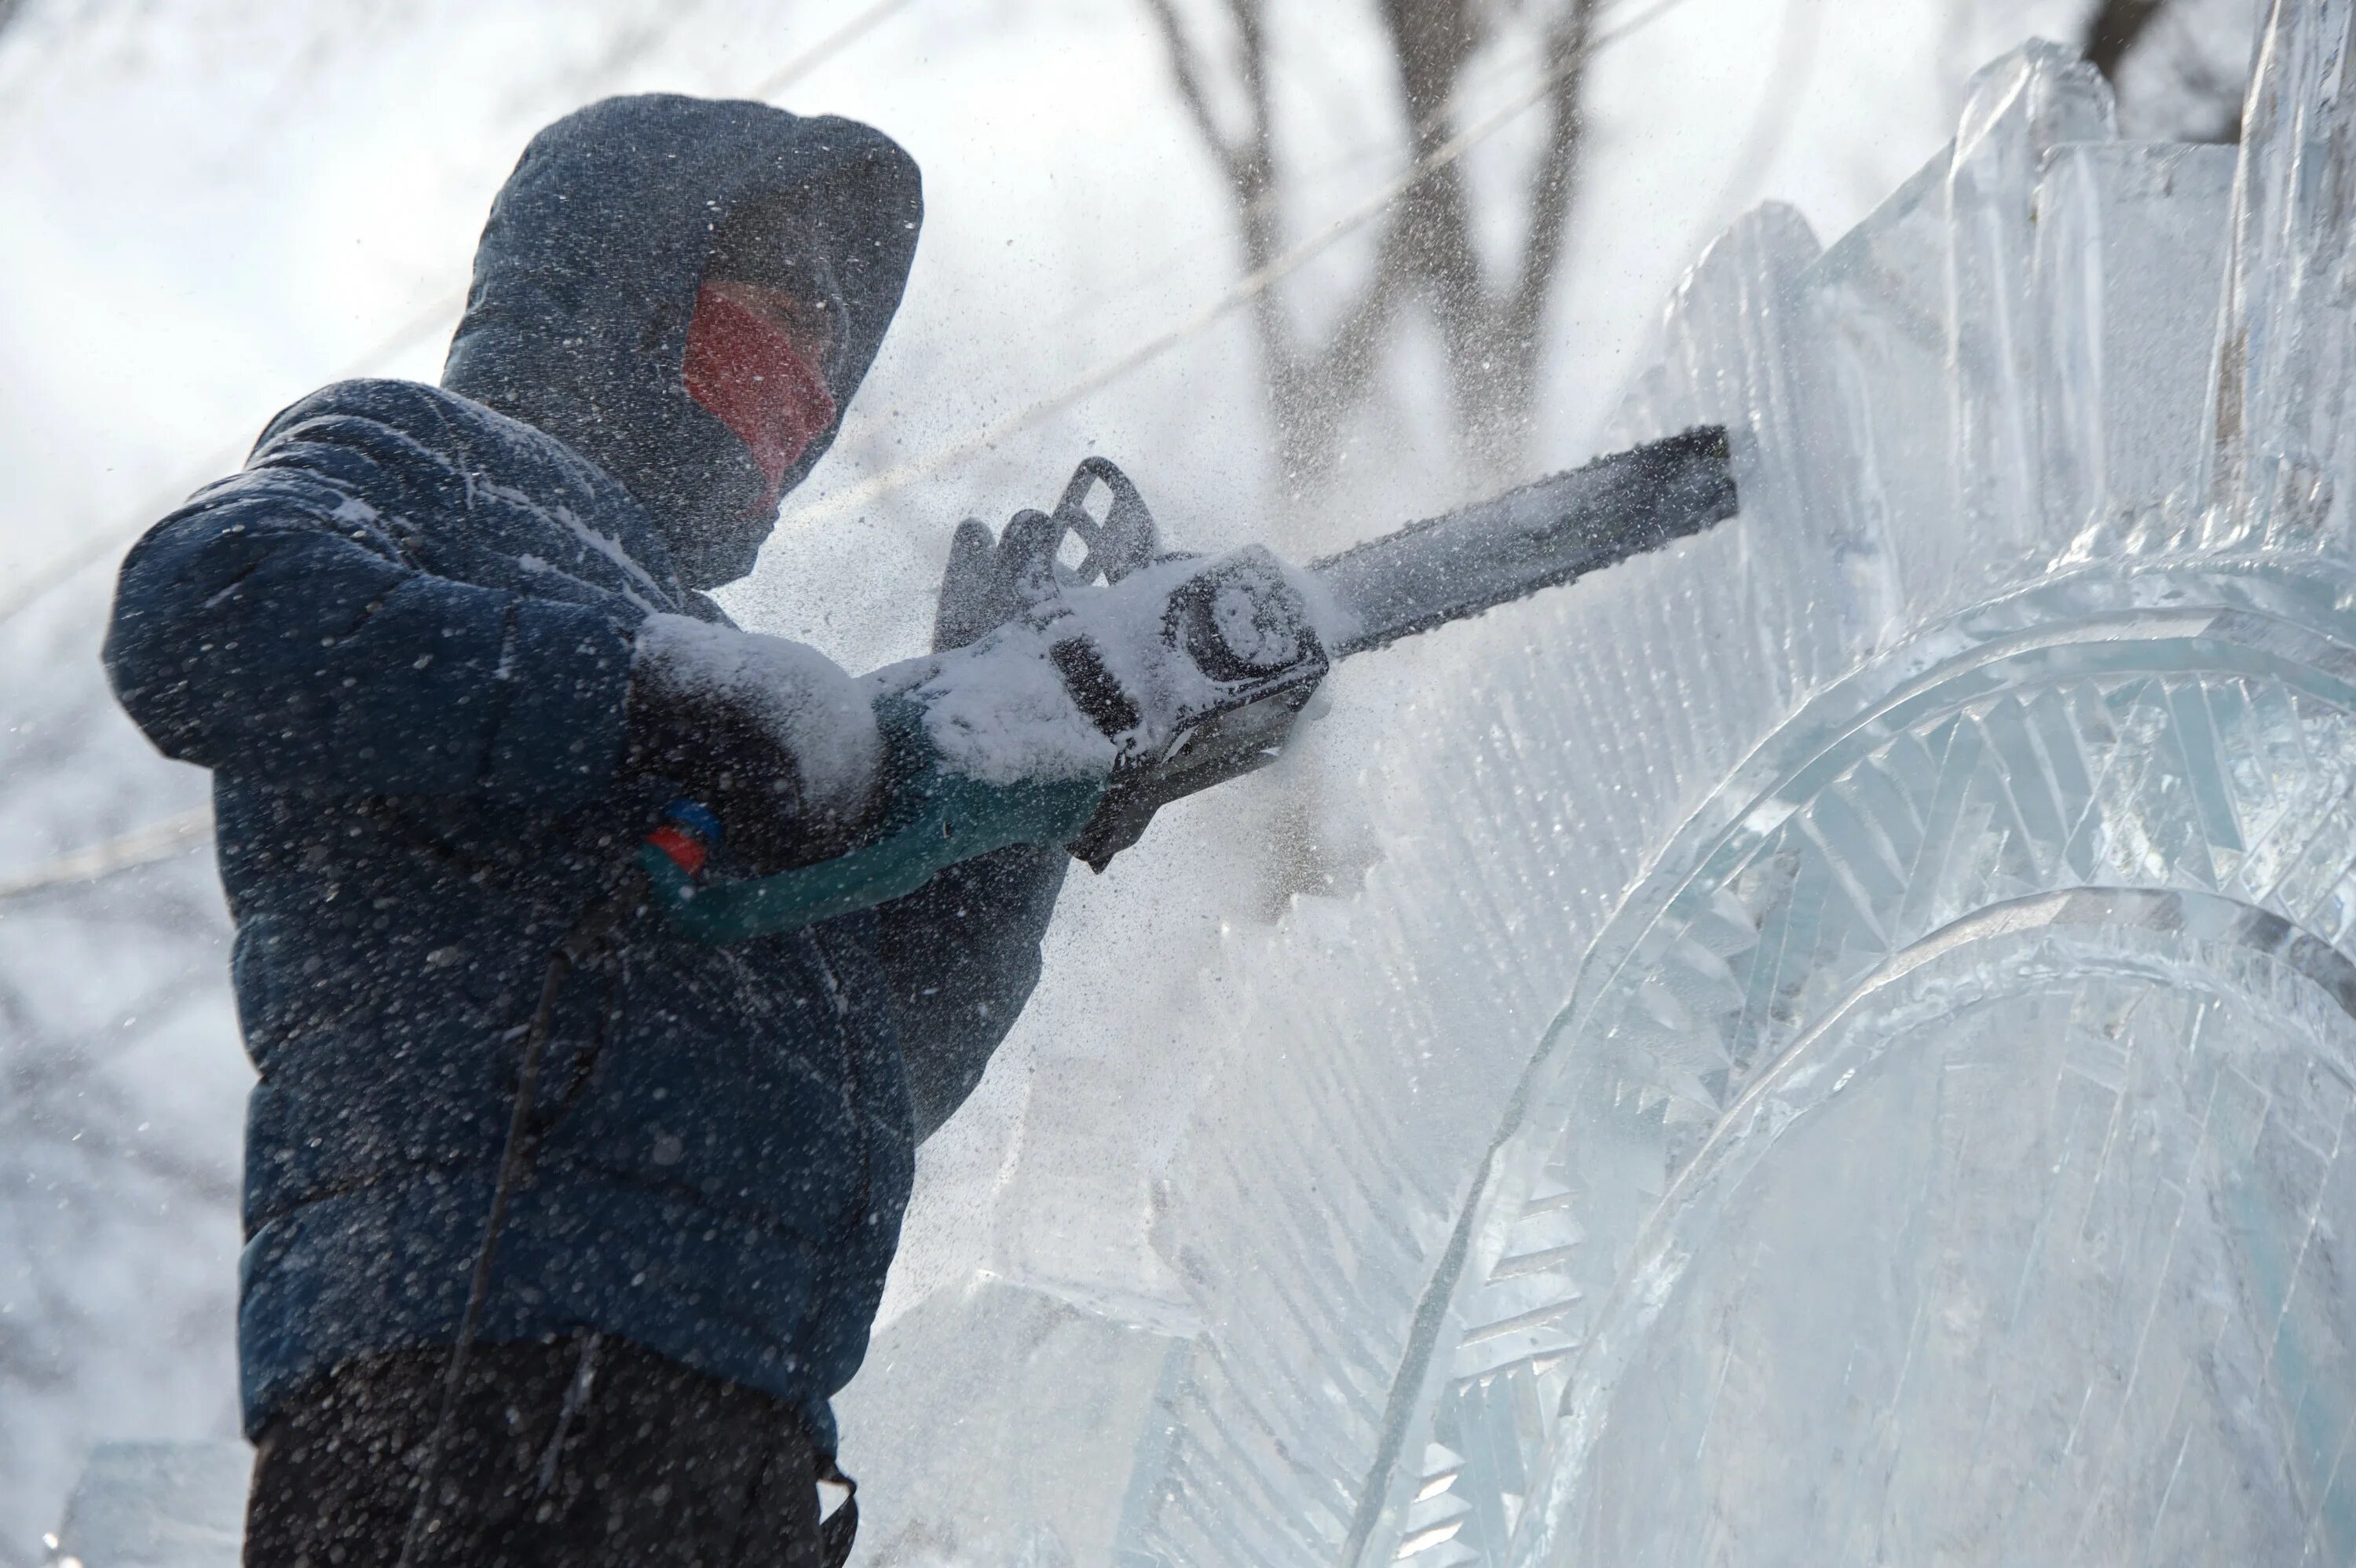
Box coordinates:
[682,280,839,513]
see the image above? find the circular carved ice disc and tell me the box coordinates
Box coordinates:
[1556,896,2356,1566]
[1380,577,2356,1568]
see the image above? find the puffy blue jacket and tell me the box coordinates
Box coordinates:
[102,96,1065,1452]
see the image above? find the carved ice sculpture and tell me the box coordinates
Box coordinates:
[836,2,2356,1564]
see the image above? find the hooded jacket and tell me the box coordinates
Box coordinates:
[102,95,1063,1450]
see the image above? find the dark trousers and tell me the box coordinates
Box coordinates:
[245,1335,827,1567]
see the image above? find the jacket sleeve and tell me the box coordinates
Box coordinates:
[103,400,638,811]
[873,842,1070,1139]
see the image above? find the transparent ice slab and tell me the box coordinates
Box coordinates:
[47,1444,245,1568]
[837,2,2356,1563]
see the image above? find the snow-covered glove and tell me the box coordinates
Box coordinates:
[930,504,1092,653]
[620,612,882,872]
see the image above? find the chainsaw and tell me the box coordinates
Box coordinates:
[641,425,1740,942]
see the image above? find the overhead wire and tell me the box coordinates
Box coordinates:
[0,288,473,632]
[745,0,913,99]
[0,806,212,905]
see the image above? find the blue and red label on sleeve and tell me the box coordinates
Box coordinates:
[647,799,725,877]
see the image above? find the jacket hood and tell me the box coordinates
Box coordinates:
[443,94,922,589]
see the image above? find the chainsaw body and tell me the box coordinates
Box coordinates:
[646,429,1738,939]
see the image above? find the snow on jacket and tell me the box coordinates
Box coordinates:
[101,94,1066,1453]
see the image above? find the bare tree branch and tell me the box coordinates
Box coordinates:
[2083,0,2168,81]
[1505,1,1599,378]
[1278,222,1414,474]
[1143,0,1247,186]
[1145,0,1604,487]
[1226,0,1277,198]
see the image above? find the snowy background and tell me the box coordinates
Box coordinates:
[0,0,2264,1555]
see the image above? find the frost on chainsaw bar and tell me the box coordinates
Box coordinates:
[829,2,2356,1564]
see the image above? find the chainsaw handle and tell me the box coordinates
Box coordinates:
[996,457,1166,614]
[1053,456,1162,583]
[639,702,1105,944]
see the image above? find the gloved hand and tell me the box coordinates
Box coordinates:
[931,482,1150,653]
[620,612,882,872]
[931,515,1035,652]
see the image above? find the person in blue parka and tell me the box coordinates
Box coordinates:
[104,95,1065,1567]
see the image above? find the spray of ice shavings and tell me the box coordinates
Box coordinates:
[632,612,883,819]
